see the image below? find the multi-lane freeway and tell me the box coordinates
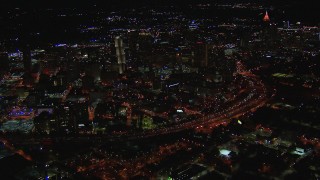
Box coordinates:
[106,61,268,141]
[2,61,267,144]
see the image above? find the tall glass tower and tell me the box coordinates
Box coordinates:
[115,36,126,74]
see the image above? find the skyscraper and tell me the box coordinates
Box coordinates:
[261,11,277,49]
[0,52,9,72]
[115,36,126,74]
[193,42,208,67]
[23,45,32,72]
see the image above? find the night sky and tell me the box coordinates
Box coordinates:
[1,0,318,23]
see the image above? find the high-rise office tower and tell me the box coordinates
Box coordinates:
[23,45,32,71]
[115,36,126,74]
[193,43,208,67]
[261,11,277,49]
[127,30,139,62]
[0,52,9,72]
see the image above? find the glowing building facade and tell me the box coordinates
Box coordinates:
[115,36,126,74]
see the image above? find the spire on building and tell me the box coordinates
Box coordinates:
[263,11,270,22]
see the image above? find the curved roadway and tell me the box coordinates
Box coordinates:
[108,61,268,141]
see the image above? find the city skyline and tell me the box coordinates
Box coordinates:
[0,0,319,179]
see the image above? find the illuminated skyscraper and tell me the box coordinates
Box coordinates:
[261,10,278,49]
[115,36,126,74]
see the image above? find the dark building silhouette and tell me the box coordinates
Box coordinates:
[23,45,32,72]
[193,43,208,67]
[0,52,9,72]
[261,11,278,49]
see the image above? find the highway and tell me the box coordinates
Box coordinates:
[106,61,268,141]
[62,61,268,179]
[1,61,268,147]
